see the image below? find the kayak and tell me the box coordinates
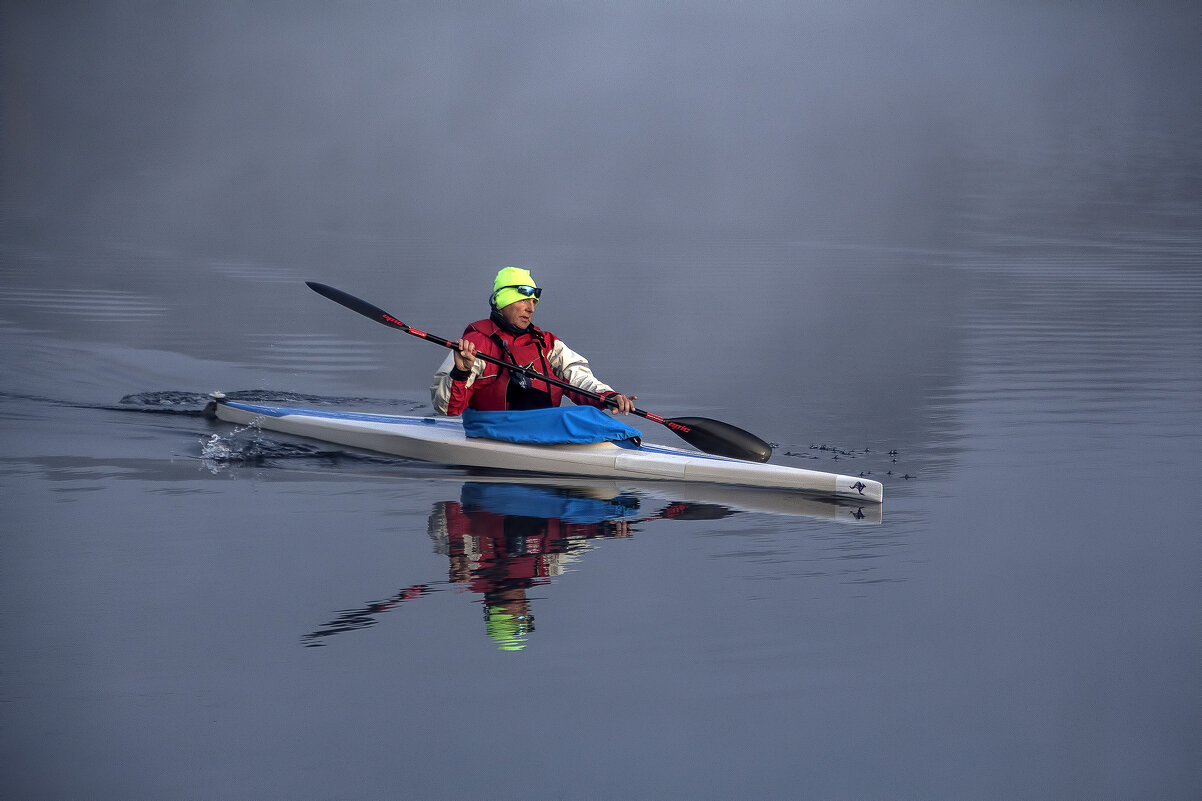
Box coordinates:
[207,396,884,503]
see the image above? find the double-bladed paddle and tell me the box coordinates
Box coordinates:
[305,281,773,462]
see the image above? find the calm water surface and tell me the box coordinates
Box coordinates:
[2,4,1199,799]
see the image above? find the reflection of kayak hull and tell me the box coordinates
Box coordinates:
[443,476,880,523]
[626,480,880,522]
[210,399,884,503]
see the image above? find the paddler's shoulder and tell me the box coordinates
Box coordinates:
[461,319,503,354]
[464,318,498,337]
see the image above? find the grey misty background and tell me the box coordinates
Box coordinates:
[5,2,1197,255]
[2,2,1198,444]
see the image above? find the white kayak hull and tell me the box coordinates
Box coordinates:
[210,399,884,503]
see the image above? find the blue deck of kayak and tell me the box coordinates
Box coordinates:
[220,401,738,461]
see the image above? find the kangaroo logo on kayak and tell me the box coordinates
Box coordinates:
[850,481,867,494]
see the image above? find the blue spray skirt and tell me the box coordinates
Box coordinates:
[461,406,642,446]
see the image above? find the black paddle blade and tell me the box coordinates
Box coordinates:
[666,416,773,463]
[306,281,410,332]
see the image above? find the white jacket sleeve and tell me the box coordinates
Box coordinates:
[547,339,615,396]
[429,352,485,415]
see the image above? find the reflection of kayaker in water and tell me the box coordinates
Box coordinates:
[302,484,665,649]
[430,483,639,651]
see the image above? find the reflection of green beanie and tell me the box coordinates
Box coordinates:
[491,266,539,310]
[486,605,531,651]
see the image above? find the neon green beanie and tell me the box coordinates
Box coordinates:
[491,266,539,310]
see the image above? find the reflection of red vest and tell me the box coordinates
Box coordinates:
[445,319,599,414]
[443,503,559,594]
[441,502,621,595]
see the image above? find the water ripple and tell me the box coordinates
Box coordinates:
[0,287,167,321]
[951,236,1202,435]
[205,259,300,283]
[245,334,385,373]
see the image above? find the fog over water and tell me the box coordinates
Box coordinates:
[2,2,1199,799]
[7,2,1196,247]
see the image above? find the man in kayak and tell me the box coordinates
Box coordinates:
[431,267,636,416]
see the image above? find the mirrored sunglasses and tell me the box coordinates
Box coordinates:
[500,284,542,299]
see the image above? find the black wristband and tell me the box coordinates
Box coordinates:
[449,366,471,381]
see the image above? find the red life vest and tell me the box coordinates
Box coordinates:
[445,318,603,414]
